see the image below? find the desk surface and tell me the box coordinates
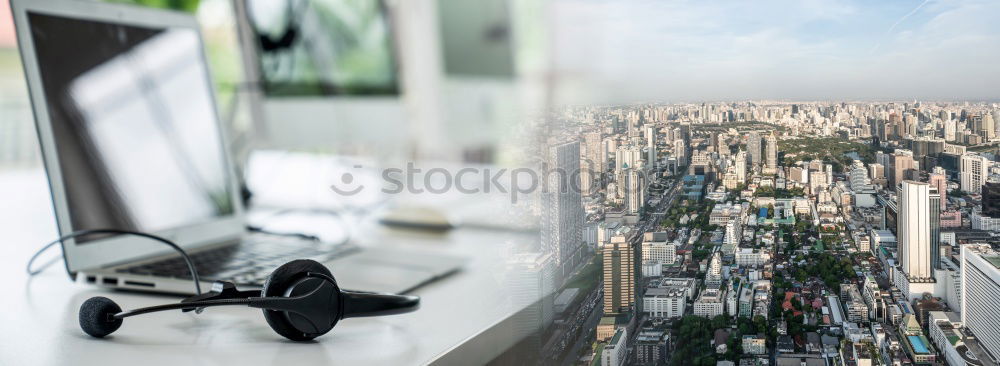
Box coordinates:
[0,168,543,366]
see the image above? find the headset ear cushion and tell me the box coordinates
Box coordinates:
[260,259,336,341]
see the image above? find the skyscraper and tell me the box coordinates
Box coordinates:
[765,133,778,172]
[646,125,656,166]
[542,141,584,281]
[960,153,990,194]
[982,113,995,140]
[735,151,747,183]
[961,244,1000,358]
[984,179,1000,218]
[673,139,687,166]
[892,150,916,189]
[928,171,947,211]
[624,168,645,214]
[747,132,761,166]
[615,145,642,174]
[943,118,957,142]
[898,181,934,281]
[603,232,635,314]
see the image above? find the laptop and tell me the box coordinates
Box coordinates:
[11,0,464,294]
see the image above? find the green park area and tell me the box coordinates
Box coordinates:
[778,137,879,171]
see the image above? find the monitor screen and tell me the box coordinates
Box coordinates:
[248,0,399,96]
[27,12,235,241]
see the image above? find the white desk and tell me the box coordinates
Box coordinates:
[0,168,544,365]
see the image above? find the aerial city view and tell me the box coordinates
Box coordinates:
[525,101,1000,366]
[2,1,1000,366]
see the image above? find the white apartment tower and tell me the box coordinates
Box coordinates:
[624,168,645,214]
[960,245,1000,359]
[646,126,656,166]
[735,151,747,183]
[961,153,990,194]
[899,181,933,281]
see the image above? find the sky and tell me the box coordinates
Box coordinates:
[551,0,1000,103]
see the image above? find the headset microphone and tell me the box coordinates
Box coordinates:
[78,260,419,341]
[79,297,124,338]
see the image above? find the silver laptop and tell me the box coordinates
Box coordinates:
[12,0,463,294]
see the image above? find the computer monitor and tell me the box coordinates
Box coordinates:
[234,0,406,151]
[233,0,528,162]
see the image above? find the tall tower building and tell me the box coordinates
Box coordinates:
[961,245,1000,358]
[747,132,762,166]
[603,232,635,314]
[506,252,556,351]
[982,113,995,140]
[624,168,645,214]
[615,146,642,174]
[984,179,1000,218]
[898,181,934,281]
[892,150,916,189]
[541,141,584,281]
[645,126,656,166]
[716,134,729,156]
[869,163,885,180]
[928,171,947,211]
[944,118,957,141]
[735,151,747,183]
[765,133,778,171]
[960,153,990,194]
[705,252,723,288]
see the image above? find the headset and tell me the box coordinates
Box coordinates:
[247,0,305,52]
[30,229,419,341]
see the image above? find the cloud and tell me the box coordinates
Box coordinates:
[549,0,1000,103]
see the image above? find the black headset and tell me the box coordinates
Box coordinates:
[79,259,419,341]
[27,229,419,341]
[248,0,303,52]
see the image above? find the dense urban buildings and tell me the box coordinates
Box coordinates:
[535,101,1000,366]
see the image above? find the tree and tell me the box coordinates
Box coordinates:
[753,315,768,334]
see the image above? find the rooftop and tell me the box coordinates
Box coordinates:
[984,255,1000,270]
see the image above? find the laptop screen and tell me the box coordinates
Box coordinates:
[27,12,235,242]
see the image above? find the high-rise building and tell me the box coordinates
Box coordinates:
[603,233,636,314]
[748,132,762,166]
[646,125,657,166]
[673,139,687,166]
[705,252,723,288]
[601,327,628,366]
[641,232,676,265]
[960,244,1000,359]
[869,163,885,180]
[984,180,1000,218]
[615,145,642,173]
[542,141,584,281]
[765,133,778,171]
[928,171,947,211]
[624,168,645,214]
[944,118,957,142]
[581,131,603,195]
[899,181,933,281]
[716,134,729,156]
[960,153,990,194]
[735,151,747,183]
[982,113,996,140]
[892,150,916,189]
[506,252,557,347]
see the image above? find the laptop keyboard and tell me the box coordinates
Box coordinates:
[115,236,360,286]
